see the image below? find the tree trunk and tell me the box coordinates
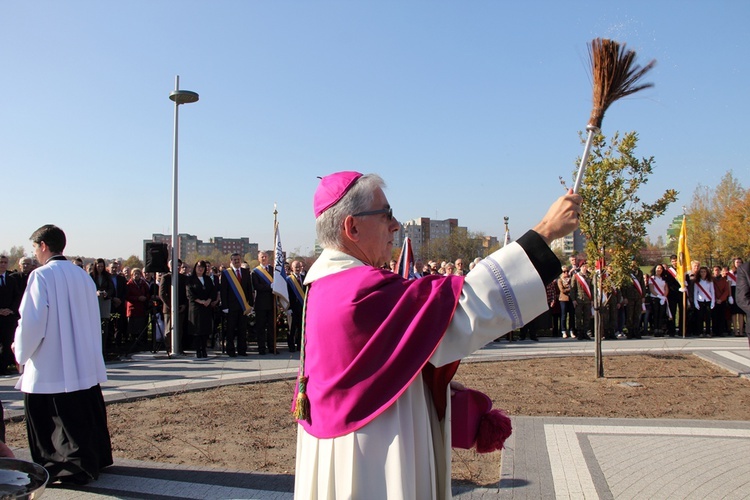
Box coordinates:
[594,273,604,378]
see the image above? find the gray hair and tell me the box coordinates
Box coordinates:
[316,173,385,249]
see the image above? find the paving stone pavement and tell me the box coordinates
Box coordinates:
[2,336,748,499]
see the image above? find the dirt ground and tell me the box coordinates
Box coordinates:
[6,353,750,487]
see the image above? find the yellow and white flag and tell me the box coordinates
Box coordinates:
[676,216,691,289]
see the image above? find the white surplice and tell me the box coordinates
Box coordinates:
[295,240,549,499]
[14,258,107,394]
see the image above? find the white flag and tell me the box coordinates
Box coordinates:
[272,223,290,309]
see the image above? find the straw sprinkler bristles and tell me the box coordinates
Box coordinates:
[588,38,656,129]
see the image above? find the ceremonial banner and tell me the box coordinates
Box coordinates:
[396,237,414,279]
[272,223,290,309]
[676,216,691,289]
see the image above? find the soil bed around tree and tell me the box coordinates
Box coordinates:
[5,353,750,487]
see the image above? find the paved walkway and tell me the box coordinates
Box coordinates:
[2,336,749,499]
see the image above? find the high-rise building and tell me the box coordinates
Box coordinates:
[550,229,585,257]
[145,233,258,261]
[398,217,482,260]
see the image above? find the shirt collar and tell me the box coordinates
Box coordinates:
[304,248,364,285]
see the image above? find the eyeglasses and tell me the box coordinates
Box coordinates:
[352,206,393,221]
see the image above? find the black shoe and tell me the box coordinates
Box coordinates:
[228,352,237,357]
[238,352,248,356]
[58,472,90,486]
[259,351,267,355]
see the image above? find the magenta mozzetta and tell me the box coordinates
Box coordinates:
[295,266,463,438]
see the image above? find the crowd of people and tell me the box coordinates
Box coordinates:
[4,251,493,364]
[4,248,748,368]
[549,255,747,341]
[6,249,746,366]
[386,257,478,277]
[3,186,749,496]
[0,251,312,364]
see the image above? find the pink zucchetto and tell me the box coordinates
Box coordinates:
[313,171,363,218]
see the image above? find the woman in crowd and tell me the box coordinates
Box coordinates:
[648,264,670,337]
[693,266,715,337]
[712,266,730,336]
[546,274,561,337]
[729,257,746,336]
[125,268,151,347]
[186,260,218,359]
[90,258,115,345]
[558,266,575,339]
[444,262,456,276]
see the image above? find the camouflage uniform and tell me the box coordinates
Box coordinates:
[570,271,593,338]
[598,284,620,339]
[622,268,646,338]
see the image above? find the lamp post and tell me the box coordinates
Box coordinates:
[169,75,199,356]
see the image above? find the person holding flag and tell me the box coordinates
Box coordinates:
[252,251,276,355]
[675,215,692,336]
[271,222,291,352]
[286,261,306,352]
[665,255,682,336]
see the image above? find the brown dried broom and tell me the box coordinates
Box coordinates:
[572,38,656,193]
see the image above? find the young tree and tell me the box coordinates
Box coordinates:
[569,131,677,377]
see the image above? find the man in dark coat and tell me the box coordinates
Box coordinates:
[220,253,254,357]
[0,255,21,375]
[158,259,188,355]
[734,261,750,349]
[286,260,307,352]
[251,251,275,354]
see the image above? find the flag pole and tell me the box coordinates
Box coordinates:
[273,203,278,355]
[681,212,687,339]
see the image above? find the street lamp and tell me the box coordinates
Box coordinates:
[169,75,199,356]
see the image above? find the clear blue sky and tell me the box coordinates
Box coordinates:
[2,1,748,260]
